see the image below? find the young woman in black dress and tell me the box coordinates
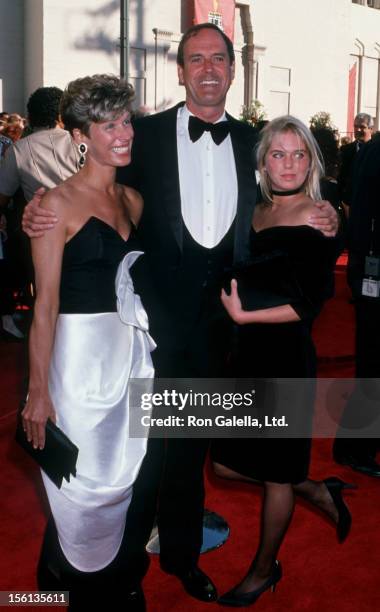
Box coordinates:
[213,116,355,607]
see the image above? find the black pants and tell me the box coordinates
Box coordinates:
[147,312,232,573]
[334,298,380,459]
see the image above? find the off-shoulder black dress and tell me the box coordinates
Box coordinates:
[211,225,339,484]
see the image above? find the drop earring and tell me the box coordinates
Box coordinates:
[78,142,88,168]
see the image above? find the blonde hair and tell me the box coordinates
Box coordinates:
[257,115,324,203]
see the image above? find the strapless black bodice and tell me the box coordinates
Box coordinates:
[59,216,139,314]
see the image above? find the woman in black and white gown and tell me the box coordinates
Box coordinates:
[22,75,155,611]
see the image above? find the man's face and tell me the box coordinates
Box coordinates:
[354,118,372,143]
[177,28,235,120]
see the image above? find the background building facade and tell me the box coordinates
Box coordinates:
[1,0,380,135]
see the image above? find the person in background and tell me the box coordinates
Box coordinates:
[0,87,79,339]
[337,112,373,207]
[0,87,79,206]
[0,112,12,157]
[4,113,25,143]
[333,136,380,478]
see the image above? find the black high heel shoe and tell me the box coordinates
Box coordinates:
[218,560,282,607]
[323,477,357,542]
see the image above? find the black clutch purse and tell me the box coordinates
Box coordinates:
[223,249,303,311]
[15,412,79,489]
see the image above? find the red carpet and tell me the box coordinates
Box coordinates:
[1,265,380,611]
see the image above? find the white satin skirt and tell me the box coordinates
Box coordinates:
[42,252,155,572]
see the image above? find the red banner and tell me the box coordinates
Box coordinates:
[194,0,235,42]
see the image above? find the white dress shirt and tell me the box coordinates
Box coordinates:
[177,105,238,249]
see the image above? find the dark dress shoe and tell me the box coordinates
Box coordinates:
[169,566,218,602]
[334,454,380,478]
[323,477,357,542]
[218,560,282,607]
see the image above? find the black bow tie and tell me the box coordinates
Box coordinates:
[188,115,230,145]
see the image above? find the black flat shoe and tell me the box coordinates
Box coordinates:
[324,477,357,542]
[170,566,217,602]
[218,560,282,607]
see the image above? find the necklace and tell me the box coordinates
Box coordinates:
[271,186,304,196]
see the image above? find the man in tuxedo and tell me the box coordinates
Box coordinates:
[112,23,337,602]
[333,137,380,477]
[22,23,337,603]
[115,24,258,602]
[337,112,373,206]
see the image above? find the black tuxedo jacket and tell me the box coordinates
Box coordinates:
[117,103,258,348]
[347,139,380,296]
[337,141,359,205]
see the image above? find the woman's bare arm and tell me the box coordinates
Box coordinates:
[221,279,300,325]
[22,190,67,449]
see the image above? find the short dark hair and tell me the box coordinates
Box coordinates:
[26,87,63,129]
[177,23,235,67]
[60,74,134,136]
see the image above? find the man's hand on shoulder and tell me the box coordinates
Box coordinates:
[22,187,58,238]
[308,200,338,237]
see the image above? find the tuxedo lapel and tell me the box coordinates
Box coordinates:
[154,106,256,257]
[158,104,184,251]
[227,115,257,263]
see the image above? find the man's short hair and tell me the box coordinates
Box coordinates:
[27,87,63,129]
[354,113,374,129]
[177,23,235,67]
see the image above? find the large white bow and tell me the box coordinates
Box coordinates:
[115,251,156,351]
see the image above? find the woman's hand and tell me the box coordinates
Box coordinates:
[21,391,56,450]
[221,279,246,324]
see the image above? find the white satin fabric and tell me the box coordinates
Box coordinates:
[43,251,155,572]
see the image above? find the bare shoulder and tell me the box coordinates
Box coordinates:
[119,184,143,225]
[39,178,78,225]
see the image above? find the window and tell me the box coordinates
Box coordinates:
[352,0,380,8]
